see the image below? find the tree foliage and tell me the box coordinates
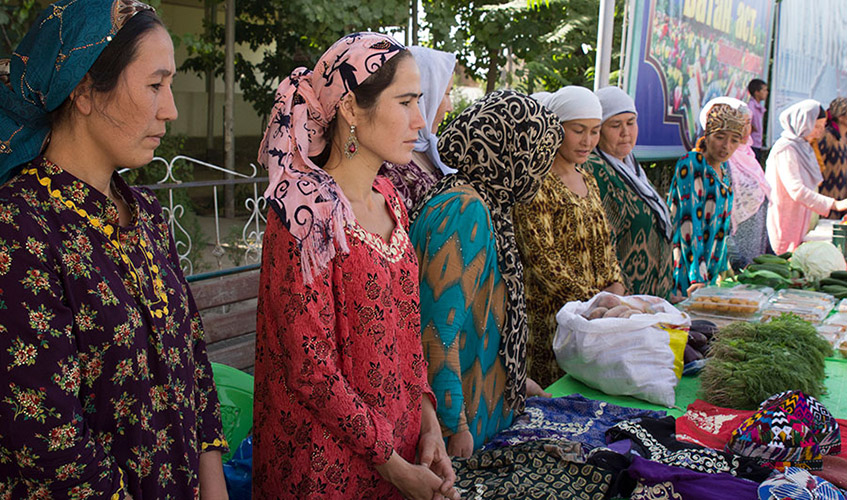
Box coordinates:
[423,0,625,93]
[0,0,42,57]
[179,0,409,121]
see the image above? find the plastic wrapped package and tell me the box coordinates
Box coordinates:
[682,285,773,319]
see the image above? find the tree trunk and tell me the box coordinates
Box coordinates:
[205,0,217,160]
[224,0,235,218]
[485,48,500,93]
[411,0,418,45]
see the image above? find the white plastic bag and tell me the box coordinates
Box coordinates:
[552,292,690,407]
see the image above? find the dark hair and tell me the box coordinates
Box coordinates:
[818,106,827,120]
[311,49,413,167]
[747,78,767,95]
[49,10,165,127]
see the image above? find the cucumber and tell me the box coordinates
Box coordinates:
[821,284,847,295]
[746,263,791,278]
[820,277,847,287]
[830,270,847,281]
[753,255,790,265]
[777,251,793,259]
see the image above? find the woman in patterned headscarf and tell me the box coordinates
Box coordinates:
[818,97,847,218]
[698,97,772,270]
[0,0,228,497]
[514,86,625,389]
[254,33,457,500]
[766,100,847,254]
[409,90,563,457]
[668,103,746,296]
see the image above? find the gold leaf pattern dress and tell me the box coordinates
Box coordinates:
[514,169,624,388]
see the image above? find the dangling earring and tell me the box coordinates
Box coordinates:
[344,125,359,159]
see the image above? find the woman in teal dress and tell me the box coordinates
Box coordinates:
[668,103,746,296]
[409,91,563,457]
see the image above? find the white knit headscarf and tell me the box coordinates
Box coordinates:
[541,86,602,122]
[409,46,457,175]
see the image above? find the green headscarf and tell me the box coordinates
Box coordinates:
[0,0,154,183]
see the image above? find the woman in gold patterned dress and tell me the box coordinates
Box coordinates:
[516,87,624,388]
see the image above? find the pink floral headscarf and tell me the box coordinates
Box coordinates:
[257,32,406,282]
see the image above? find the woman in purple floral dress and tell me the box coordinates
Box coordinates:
[0,1,228,498]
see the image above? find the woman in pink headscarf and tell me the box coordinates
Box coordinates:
[252,33,457,500]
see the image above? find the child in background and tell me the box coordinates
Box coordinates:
[748,79,769,164]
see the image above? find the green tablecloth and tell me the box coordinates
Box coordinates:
[546,357,847,419]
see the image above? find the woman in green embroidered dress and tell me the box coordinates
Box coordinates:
[586,86,675,299]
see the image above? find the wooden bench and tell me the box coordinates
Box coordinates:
[189,267,260,373]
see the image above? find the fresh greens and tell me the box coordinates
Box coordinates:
[699,314,833,410]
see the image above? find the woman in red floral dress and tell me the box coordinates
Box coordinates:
[252,33,458,500]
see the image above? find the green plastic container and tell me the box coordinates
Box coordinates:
[211,362,254,463]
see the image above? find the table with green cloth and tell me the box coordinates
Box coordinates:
[546,357,847,418]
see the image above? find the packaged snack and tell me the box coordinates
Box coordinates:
[816,325,845,346]
[773,289,836,311]
[683,285,773,318]
[761,302,830,324]
[825,312,847,328]
[761,289,835,324]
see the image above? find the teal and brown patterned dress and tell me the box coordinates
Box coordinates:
[586,154,674,299]
[514,169,624,389]
[410,185,514,451]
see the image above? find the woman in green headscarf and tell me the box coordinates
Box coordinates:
[0,1,228,497]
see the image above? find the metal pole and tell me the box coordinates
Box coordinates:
[594,0,615,91]
[224,0,235,218]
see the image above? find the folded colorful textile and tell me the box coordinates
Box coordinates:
[607,416,773,482]
[483,394,666,451]
[758,466,846,500]
[728,391,841,471]
[676,399,756,449]
[628,455,759,500]
[452,438,612,499]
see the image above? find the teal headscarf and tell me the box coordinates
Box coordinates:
[0,0,154,184]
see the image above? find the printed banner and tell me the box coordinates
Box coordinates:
[769,0,847,147]
[624,0,775,159]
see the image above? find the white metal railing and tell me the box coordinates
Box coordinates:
[123,155,267,276]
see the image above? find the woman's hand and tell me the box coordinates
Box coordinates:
[419,430,455,483]
[833,198,847,212]
[446,430,474,458]
[419,395,459,495]
[377,452,460,500]
[526,377,551,398]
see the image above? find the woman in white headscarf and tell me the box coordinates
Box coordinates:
[766,99,847,254]
[379,46,456,212]
[514,86,624,388]
[697,97,772,269]
[586,86,674,299]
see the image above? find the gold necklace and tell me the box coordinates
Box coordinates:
[27,166,170,319]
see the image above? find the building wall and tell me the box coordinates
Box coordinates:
[159,1,265,138]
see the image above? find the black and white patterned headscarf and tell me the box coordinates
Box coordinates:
[411,90,564,411]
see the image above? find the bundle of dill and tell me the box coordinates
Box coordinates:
[699,314,833,410]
